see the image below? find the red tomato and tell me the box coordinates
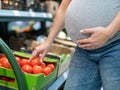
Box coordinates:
[40,62,46,68]
[30,57,41,66]
[0,63,2,67]
[19,58,30,67]
[2,58,11,69]
[33,65,43,74]
[1,54,5,57]
[15,56,21,61]
[43,67,52,76]
[17,60,21,66]
[0,57,6,64]
[47,64,55,71]
[15,56,21,65]
[22,64,33,73]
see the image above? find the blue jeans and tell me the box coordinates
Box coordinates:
[64,39,120,90]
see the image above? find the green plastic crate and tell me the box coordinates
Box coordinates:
[0,55,59,90]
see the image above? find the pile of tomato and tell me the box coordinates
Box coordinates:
[0,54,55,76]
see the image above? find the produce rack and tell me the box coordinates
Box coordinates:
[0,9,70,90]
[0,10,53,22]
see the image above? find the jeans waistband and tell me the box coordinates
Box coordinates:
[77,38,120,53]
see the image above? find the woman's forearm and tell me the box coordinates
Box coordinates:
[46,0,71,45]
[46,9,66,44]
[107,11,120,37]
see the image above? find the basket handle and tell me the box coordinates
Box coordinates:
[0,38,27,90]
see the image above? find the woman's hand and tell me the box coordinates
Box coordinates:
[77,27,115,50]
[29,41,51,61]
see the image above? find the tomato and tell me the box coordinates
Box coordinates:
[17,60,21,66]
[15,56,21,61]
[0,54,5,57]
[47,64,55,71]
[15,56,21,65]
[33,65,42,74]
[43,67,52,76]
[40,62,46,68]
[0,57,6,64]
[0,63,2,67]
[19,58,30,67]
[1,58,11,69]
[22,64,33,73]
[30,57,41,66]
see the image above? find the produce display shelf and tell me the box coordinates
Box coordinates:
[0,9,53,21]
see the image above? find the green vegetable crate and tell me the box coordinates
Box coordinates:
[49,44,75,77]
[0,38,59,90]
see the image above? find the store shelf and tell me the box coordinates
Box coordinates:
[0,9,53,21]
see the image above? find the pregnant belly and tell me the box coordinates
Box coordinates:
[65,0,120,42]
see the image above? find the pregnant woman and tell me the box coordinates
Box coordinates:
[30,0,120,90]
